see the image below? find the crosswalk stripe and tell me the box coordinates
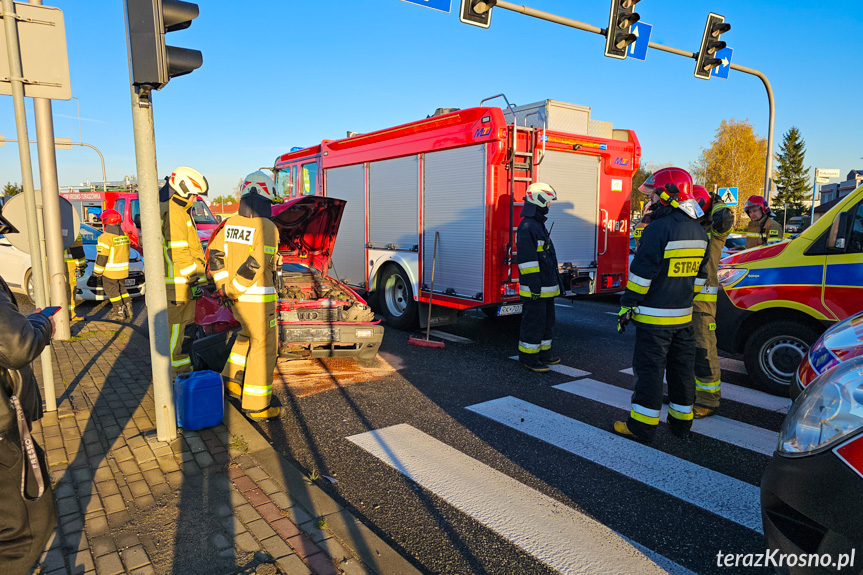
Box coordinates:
[509,356,591,378]
[619,368,790,413]
[553,379,778,456]
[719,357,747,374]
[427,330,475,344]
[348,424,687,574]
[466,396,763,533]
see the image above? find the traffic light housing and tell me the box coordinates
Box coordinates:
[125,0,202,90]
[694,13,730,80]
[604,0,641,59]
[460,0,494,29]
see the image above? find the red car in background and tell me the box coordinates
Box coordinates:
[793,310,863,399]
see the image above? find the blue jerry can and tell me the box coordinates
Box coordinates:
[175,370,224,430]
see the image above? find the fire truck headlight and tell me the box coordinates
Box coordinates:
[718,267,747,287]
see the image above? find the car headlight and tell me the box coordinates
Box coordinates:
[778,356,863,456]
[717,267,748,287]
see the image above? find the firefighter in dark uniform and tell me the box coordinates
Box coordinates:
[209,171,282,420]
[691,186,734,418]
[633,201,655,250]
[516,183,562,373]
[64,234,87,321]
[614,168,709,442]
[744,195,783,249]
[92,209,132,321]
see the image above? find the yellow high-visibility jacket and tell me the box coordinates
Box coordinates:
[94,229,131,279]
[161,196,205,302]
[208,215,280,304]
[746,216,782,249]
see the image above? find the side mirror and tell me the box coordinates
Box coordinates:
[216,215,222,222]
[133,215,141,228]
[827,212,849,250]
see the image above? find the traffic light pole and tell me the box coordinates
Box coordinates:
[129,86,177,443]
[486,0,776,200]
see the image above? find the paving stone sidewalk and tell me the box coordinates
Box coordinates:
[27,311,417,575]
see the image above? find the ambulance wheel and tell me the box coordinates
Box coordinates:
[744,321,818,397]
[378,264,417,331]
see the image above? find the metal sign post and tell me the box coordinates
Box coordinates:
[810,168,839,223]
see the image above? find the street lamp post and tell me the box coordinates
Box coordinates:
[0,136,108,192]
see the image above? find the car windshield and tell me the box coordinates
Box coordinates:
[726,237,746,249]
[191,199,218,225]
[79,224,99,244]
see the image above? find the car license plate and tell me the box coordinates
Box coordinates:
[124,279,136,287]
[497,304,522,316]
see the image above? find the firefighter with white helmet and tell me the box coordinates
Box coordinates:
[614,167,709,442]
[744,195,782,249]
[516,182,563,372]
[208,170,282,419]
[161,166,208,379]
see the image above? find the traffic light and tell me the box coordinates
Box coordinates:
[125,0,202,90]
[604,0,641,59]
[460,0,494,29]
[694,13,730,80]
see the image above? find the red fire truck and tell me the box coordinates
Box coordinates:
[272,98,640,329]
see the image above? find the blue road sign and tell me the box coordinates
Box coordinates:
[400,0,451,12]
[718,187,738,206]
[711,47,733,80]
[628,22,652,61]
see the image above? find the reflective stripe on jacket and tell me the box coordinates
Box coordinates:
[516,205,561,299]
[745,215,782,249]
[694,201,733,311]
[207,215,280,303]
[94,230,131,279]
[161,196,206,302]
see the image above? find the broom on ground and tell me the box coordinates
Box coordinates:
[409,231,444,349]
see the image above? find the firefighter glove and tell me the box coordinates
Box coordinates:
[214,288,232,308]
[617,307,634,334]
[530,292,541,301]
[75,267,86,279]
[190,285,204,300]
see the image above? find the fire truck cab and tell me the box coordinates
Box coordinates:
[273,98,640,329]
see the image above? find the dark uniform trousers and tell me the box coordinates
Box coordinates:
[102,277,129,306]
[627,325,696,440]
[518,298,556,364]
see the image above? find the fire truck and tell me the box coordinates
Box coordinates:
[272,98,640,329]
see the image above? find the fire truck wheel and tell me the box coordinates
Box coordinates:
[743,321,819,397]
[378,264,418,331]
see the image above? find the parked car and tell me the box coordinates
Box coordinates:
[792,310,863,400]
[197,196,384,364]
[785,215,811,235]
[0,223,146,304]
[761,356,863,572]
[720,233,747,259]
[105,191,218,251]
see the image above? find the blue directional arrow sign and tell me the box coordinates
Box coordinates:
[399,0,451,12]
[711,47,733,80]
[718,187,738,206]
[628,21,652,61]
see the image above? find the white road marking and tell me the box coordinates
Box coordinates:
[509,356,590,378]
[348,424,688,575]
[719,357,747,374]
[466,396,763,533]
[619,368,790,413]
[554,303,571,308]
[553,379,777,456]
[427,330,475,344]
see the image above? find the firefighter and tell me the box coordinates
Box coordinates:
[614,167,708,442]
[161,166,208,379]
[516,183,562,373]
[744,195,783,249]
[92,209,132,321]
[633,200,656,250]
[64,233,87,321]
[691,186,734,418]
[208,171,282,419]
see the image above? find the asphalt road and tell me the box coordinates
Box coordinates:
[251,295,785,575]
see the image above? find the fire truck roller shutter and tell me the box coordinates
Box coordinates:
[325,164,367,286]
[422,144,486,299]
[537,150,600,269]
[369,156,419,251]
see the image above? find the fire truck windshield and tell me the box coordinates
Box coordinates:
[275,167,294,198]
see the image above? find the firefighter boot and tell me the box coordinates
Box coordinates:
[124,300,134,319]
[109,304,126,321]
[224,378,243,401]
[693,405,717,419]
[539,355,561,365]
[245,405,281,420]
[612,421,652,444]
[521,361,550,373]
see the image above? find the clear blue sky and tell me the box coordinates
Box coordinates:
[1,0,860,198]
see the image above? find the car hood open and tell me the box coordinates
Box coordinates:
[271,196,346,275]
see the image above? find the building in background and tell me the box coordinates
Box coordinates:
[814,170,863,222]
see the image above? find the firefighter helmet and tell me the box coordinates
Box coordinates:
[638,167,702,220]
[100,209,122,225]
[692,185,711,213]
[525,183,557,207]
[744,194,771,216]
[169,166,209,199]
[240,171,281,203]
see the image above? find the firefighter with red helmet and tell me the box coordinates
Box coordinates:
[691,185,734,418]
[161,166,208,379]
[92,209,132,320]
[208,171,282,419]
[516,183,562,372]
[614,167,709,442]
[744,195,782,249]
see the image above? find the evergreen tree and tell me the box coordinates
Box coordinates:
[773,127,810,214]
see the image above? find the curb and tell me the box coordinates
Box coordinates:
[223,400,423,575]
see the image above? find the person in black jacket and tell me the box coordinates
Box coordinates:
[614,168,709,443]
[516,183,562,372]
[0,213,56,574]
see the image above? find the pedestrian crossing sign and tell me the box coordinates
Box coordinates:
[718,187,738,206]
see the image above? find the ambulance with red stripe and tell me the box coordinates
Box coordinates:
[716,184,863,395]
